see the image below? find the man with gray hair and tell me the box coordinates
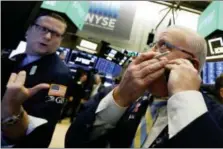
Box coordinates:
[65,26,223,148]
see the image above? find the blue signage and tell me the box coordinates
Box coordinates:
[83,1,136,40]
[88,1,120,19]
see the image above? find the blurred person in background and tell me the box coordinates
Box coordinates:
[215,73,223,103]
[69,69,88,122]
[90,73,106,98]
[59,69,88,123]
[200,84,218,102]
[200,73,223,104]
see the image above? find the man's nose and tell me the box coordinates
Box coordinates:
[44,32,52,40]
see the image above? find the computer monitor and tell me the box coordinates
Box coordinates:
[68,49,98,70]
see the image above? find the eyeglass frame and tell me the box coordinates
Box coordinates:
[32,23,65,38]
[153,40,196,59]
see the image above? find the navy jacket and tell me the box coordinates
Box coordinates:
[65,87,223,148]
[1,53,72,147]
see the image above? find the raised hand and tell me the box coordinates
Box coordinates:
[165,59,201,96]
[113,51,168,107]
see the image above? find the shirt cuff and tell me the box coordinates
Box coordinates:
[167,90,208,138]
[95,89,128,126]
[26,115,48,135]
[1,115,47,148]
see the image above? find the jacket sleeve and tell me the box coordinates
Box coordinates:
[163,91,223,148]
[166,112,223,148]
[12,123,56,148]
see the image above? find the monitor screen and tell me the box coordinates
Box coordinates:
[202,61,223,84]
[101,48,129,66]
[95,58,116,75]
[80,39,98,50]
[68,49,98,70]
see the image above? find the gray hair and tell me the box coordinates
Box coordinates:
[158,25,207,72]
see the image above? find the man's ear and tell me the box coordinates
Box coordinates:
[191,58,199,71]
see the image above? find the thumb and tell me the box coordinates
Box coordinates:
[28,83,50,97]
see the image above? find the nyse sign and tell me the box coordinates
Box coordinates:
[84,1,120,31]
[85,14,116,30]
[82,1,136,40]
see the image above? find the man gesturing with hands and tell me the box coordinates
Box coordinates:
[65,26,223,148]
[1,71,49,146]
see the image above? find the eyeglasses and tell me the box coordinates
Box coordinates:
[153,40,195,58]
[33,24,64,38]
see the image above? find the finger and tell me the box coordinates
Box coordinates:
[168,59,193,67]
[7,73,17,86]
[14,71,26,85]
[143,68,165,84]
[139,57,168,70]
[29,83,50,97]
[140,59,168,78]
[154,51,170,59]
[168,59,183,65]
[138,59,159,70]
[175,59,194,69]
[133,51,156,65]
[165,64,178,70]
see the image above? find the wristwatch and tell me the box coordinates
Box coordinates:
[1,110,24,128]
